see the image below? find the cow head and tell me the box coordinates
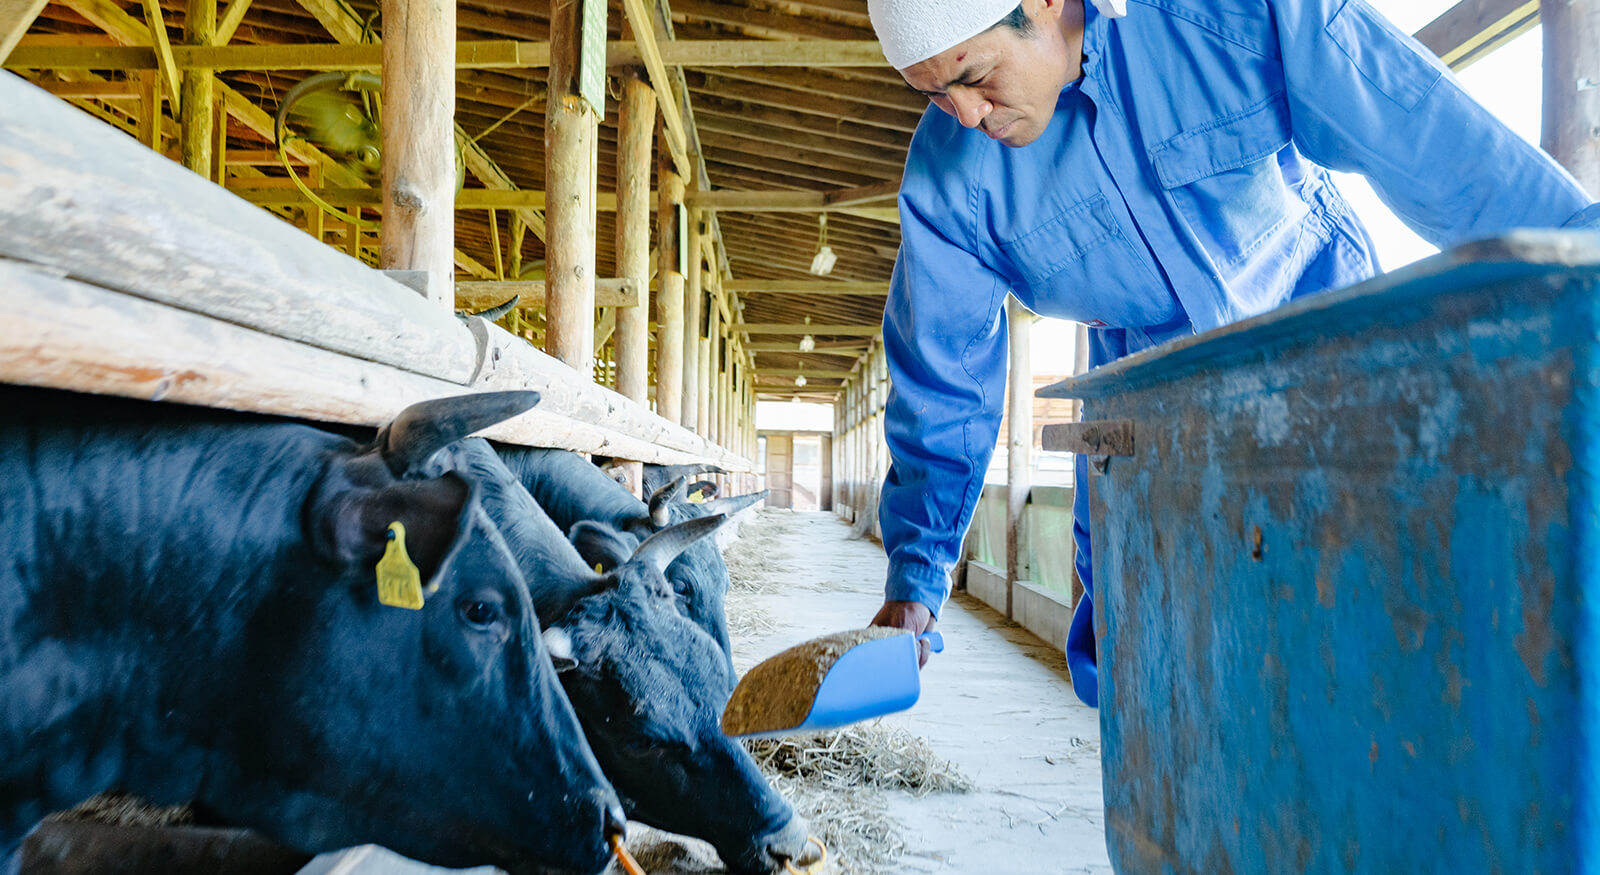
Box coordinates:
[207,393,622,875]
[544,518,818,875]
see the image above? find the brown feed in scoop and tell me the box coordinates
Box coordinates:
[721,626,907,736]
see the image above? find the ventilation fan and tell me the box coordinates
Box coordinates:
[274,70,464,229]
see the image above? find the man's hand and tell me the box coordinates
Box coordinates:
[870,600,937,667]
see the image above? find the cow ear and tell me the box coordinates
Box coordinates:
[542,626,579,672]
[630,513,724,575]
[314,475,471,584]
[371,391,540,476]
[647,476,687,528]
[568,521,636,574]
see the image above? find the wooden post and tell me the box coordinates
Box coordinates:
[697,272,716,435]
[656,136,685,418]
[682,209,703,428]
[307,164,324,241]
[1005,297,1032,620]
[179,0,214,177]
[379,0,456,307]
[615,70,654,403]
[657,270,685,419]
[139,70,161,151]
[210,92,227,183]
[544,0,598,369]
[345,209,362,258]
[1543,0,1600,195]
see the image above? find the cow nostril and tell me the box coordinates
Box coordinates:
[604,802,628,839]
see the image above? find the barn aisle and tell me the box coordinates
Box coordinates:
[722,510,1112,875]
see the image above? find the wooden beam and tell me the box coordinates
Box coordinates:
[0,0,49,61]
[5,39,891,70]
[214,0,251,44]
[0,78,749,467]
[35,79,143,98]
[681,207,703,428]
[722,279,888,293]
[611,38,883,67]
[735,323,881,335]
[745,341,868,352]
[620,0,691,176]
[1415,0,1540,71]
[757,367,855,377]
[138,0,180,108]
[457,279,640,310]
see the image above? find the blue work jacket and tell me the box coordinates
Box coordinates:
[879,0,1600,707]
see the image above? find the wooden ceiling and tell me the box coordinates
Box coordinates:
[4,0,1524,406]
[8,0,913,404]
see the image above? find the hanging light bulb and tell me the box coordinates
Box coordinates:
[809,213,836,276]
[794,375,807,387]
[798,315,815,352]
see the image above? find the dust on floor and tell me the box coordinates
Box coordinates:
[623,509,1111,875]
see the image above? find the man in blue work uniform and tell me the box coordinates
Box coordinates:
[863,0,1600,706]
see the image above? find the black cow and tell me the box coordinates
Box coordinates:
[435,441,815,874]
[0,387,622,875]
[542,524,817,875]
[494,446,763,675]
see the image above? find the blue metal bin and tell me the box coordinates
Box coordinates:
[1039,233,1600,874]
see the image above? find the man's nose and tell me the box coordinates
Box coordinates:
[949,88,992,129]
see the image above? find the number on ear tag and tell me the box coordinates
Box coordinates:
[376,521,425,610]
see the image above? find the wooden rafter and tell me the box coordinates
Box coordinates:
[1416,0,1540,71]
[0,0,50,60]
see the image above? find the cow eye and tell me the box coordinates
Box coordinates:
[458,597,503,629]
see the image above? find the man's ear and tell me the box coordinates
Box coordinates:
[543,626,580,673]
[314,474,471,582]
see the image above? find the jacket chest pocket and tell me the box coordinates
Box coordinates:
[1148,93,1303,271]
[997,194,1179,329]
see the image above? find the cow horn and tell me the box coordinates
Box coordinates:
[631,513,724,574]
[698,489,769,518]
[648,476,687,528]
[375,391,541,475]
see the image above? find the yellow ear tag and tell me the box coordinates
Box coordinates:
[688,492,705,504]
[376,521,425,610]
[594,562,604,574]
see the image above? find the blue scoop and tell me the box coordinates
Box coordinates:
[723,630,945,739]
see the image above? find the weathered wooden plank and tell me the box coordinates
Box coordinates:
[734,323,881,334]
[214,0,251,44]
[138,0,179,106]
[456,278,639,310]
[0,73,477,382]
[620,0,690,175]
[0,0,49,61]
[0,259,747,467]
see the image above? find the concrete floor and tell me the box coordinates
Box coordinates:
[722,510,1112,875]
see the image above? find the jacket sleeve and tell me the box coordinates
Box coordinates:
[1270,0,1595,244]
[878,185,1012,619]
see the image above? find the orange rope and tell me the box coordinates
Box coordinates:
[611,833,648,875]
[782,836,828,875]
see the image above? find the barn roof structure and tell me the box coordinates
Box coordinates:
[3,0,1539,412]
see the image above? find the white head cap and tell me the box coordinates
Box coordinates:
[869,0,1127,70]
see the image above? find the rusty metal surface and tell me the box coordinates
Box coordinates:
[1040,420,1135,456]
[1053,233,1600,873]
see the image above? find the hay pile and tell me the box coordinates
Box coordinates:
[723,512,791,595]
[742,724,973,873]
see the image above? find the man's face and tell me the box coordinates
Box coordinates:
[898,0,1083,148]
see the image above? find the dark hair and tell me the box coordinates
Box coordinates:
[988,3,1035,36]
